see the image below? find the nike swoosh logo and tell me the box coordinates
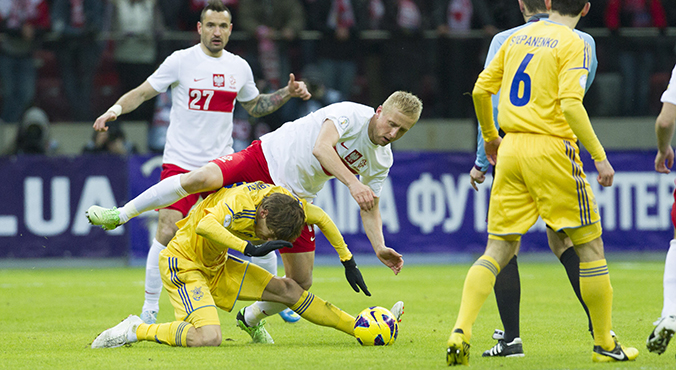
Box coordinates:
[599,349,626,361]
[194,78,206,82]
[310,237,315,241]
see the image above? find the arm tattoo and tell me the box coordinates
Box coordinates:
[247,88,289,117]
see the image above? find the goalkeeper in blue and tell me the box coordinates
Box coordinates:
[91,182,402,347]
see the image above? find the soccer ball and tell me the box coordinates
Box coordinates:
[353,306,398,346]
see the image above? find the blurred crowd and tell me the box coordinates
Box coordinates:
[2,0,676,156]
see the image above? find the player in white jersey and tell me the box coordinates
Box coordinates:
[89,0,311,325]
[87,91,422,341]
[466,0,598,357]
[648,62,676,356]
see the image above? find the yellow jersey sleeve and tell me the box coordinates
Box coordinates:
[557,35,589,102]
[305,203,352,262]
[195,196,248,254]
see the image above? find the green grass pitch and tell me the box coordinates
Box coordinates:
[0,260,673,369]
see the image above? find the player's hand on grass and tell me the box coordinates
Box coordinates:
[243,240,292,257]
[349,181,375,211]
[484,137,502,166]
[93,111,117,132]
[376,247,403,275]
[287,73,311,101]
[594,159,614,187]
[655,147,674,174]
[469,166,487,191]
[342,257,371,296]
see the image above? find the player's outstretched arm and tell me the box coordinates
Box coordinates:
[655,102,676,173]
[361,199,403,275]
[93,81,159,132]
[313,120,375,211]
[240,73,311,117]
[306,204,370,295]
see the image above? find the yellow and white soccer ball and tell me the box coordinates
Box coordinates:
[353,306,398,346]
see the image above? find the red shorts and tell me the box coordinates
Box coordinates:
[210,140,316,254]
[160,164,214,217]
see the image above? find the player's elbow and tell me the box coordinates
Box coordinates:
[656,113,676,131]
[472,84,491,99]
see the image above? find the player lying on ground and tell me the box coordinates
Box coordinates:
[91,182,403,348]
[88,91,421,325]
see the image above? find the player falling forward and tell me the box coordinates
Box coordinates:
[649,62,676,356]
[446,0,638,365]
[91,0,310,325]
[88,91,421,339]
[91,182,403,348]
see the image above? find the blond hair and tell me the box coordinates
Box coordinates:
[382,91,423,121]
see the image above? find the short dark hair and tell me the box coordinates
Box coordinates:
[259,193,305,242]
[200,0,230,23]
[521,0,547,14]
[550,0,587,16]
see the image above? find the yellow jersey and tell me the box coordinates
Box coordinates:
[167,181,350,270]
[476,19,591,140]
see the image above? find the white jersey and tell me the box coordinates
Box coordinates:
[662,64,676,106]
[147,44,259,170]
[261,102,393,200]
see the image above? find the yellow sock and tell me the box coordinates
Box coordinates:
[580,259,614,349]
[453,255,501,340]
[290,291,355,336]
[136,322,191,347]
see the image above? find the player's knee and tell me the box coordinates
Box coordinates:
[156,222,178,246]
[296,276,312,291]
[191,327,222,347]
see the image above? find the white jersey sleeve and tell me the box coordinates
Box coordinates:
[261,102,393,200]
[661,64,676,106]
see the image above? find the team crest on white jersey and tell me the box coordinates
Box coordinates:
[345,150,363,164]
[338,116,349,129]
[229,75,236,89]
[213,74,225,87]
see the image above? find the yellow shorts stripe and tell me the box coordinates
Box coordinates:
[565,140,591,225]
[230,255,249,305]
[168,257,194,314]
[295,292,315,315]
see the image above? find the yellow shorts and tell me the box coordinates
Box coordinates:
[488,133,601,243]
[159,249,274,328]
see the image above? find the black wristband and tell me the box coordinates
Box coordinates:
[473,164,485,172]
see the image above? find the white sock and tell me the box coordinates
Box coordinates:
[244,301,288,326]
[119,175,189,223]
[662,239,676,317]
[142,239,166,313]
[251,252,277,275]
